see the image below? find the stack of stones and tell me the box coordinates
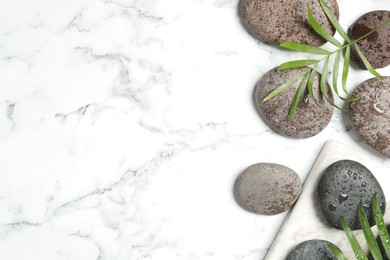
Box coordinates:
[235,0,390,258]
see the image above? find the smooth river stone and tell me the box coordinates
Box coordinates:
[286,239,339,260]
[234,163,302,215]
[348,10,390,69]
[318,160,386,230]
[240,0,339,46]
[255,67,334,139]
[349,77,390,157]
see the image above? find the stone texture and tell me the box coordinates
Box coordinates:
[348,10,390,69]
[234,163,301,215]
[286,239,339,260]
[240,0,339,46]
[255,67,334,139]
[318,160,386,230]
[349,77,390,157]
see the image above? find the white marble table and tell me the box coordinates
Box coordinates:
[0,0,389,259]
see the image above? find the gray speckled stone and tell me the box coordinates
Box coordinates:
[348,11,390,69]
[318,160,386,230]
[240,0,339,46]
[235,163,302,215]
[287,239,338,260]
[255,67,334,139]
[349,77,390,158]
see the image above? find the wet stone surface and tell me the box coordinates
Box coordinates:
[240,0,339,46]
[234,163,302,215]
[286,239,338,260]
[348,10,390,69]
[318,160,386,230]
[349,77,390,158]
[255,67,334,139]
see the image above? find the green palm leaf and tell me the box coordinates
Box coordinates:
[280,42,331,55]
[373,194,390,258]
[328,243,348,260]
[307,7,342,47]
[279,60,319,70]
[263,71,308,102]
[358,201,382,260]
[342,46,350,94]
[318,0,351,43]
[354,43,382,78]
[289,72,309,121]
[307,65,319,107]
[333,50,341,96]
[320,57,329,95]
[341,216,368,260]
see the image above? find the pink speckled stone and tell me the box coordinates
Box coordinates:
[235,163,302,215]
[255,67,334,139]
[349,77,390,157]
[348,10,390,69]
[240,0,339,46]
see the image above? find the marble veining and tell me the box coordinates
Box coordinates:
[0,0,390,259]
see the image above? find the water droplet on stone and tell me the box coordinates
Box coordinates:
[353,173,358,180]
[318,247,323,252]
[338,194,348,204]
[361,182,366,187]
[329,204,336,211]
[348,170,352,175]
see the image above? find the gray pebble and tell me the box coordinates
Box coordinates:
[318,160,386,230]
[240,0,339,46]
[287,239,339,260]
[235,163,302,215]
[348,10,390,69]
[255,67,334,139]
[349,77,390,157]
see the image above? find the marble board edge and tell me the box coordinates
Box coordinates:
[264,139,390,260]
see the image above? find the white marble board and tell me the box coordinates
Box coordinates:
[265,140,390,260]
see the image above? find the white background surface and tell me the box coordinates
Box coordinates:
[0,0,389,259]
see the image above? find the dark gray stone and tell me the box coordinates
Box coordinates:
[349,77,390,158]
[234,163,302,215]
[318,160,386,230]
[240,0,339,46]
[286,239,338,260]
[255,67,334,139]
[348,10,390,69]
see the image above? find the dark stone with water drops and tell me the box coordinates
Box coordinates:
[318,160,386,230]
[240,0,339,46]
[286,239,339,260]
[255,67,334,139]
[348,11,390,69]
[234,163,302,215]
[349,77,390,158]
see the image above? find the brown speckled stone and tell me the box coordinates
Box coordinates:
[348,10,390,69]
[255,67,334,139]
[235,163,302,215]
[240,0,339,46]
[349,77,390,157]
